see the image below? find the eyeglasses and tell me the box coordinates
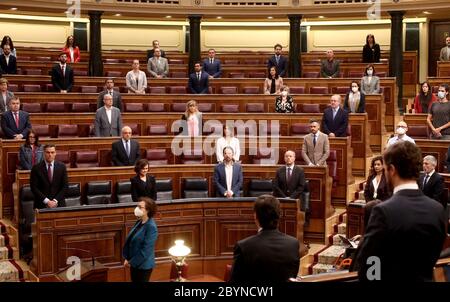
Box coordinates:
[29,136,36,138]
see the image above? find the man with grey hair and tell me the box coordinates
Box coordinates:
[111,126,141,166]
[386,121,415,147]
[321,94,348,138]
[94,94,122,137]
[418,155,445,207]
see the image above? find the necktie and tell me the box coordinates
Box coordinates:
[422,174,429,189]
[125,140,130,157]
[197,73,200,81]
[14,112,19,128]
[47,163,52,182]
[210,59,213,64]
[313,134,317,147]
[276,56,279,64]
[287,167,292,183]
[332,109,337,120]
[109,90,113,96]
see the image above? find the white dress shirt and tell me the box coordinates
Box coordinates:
[105,107,112,124]
[225,162,233,195]
[386,134,415,147]
[393,182,419,194]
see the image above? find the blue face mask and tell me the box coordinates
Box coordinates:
[438,91,446,99]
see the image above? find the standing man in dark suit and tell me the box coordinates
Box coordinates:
[30,144,68,209]
[322,94,349,137]
[230,194,300,281]
[273,150,305,199]
[51,52,74,93]
[320,49,340,78]
[188,62,209,94]
[202,48,222,78]
[0,78,14,113]
[94,94,122,137]
[97,78,123,111]
[356,142,447,281]
[146,40,166,61]
[1,97,31,139]
[267,43,288,77]
[214,146,243,198]
[418,155,445,208]
[0,45,16,74]
[112,126,141,166]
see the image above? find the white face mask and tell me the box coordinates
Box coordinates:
[281,91,288,98]
[367,70,373,76]
[396,127,406,135]
[351,87,358,93]
[438,91,446,99]
[134,206,144,218]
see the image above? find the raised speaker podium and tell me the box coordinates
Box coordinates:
[56,260,108,282]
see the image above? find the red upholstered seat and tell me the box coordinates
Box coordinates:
[181,149,204,164]
[149,86,166,94]
[75,151,99,168]
[327,150,338,187]
[332,86,349,94]
[45,84,53,92]
[23,84,41,92]
[169,86,187,94]
[221,104,239,113]
[298,103,320,113]
[105,71,122,77]
[302,72,319,78]
[124,123,140,136]
[171,103,186,112]
[223,264,232,282]
[146,103,165,112]
[72,103,91,112]
[32,125,51,138]
[289,86,305,94]
[124,103,144,112]
[22,103,41,113]
[46,102,66,112]
[197,103,213,112]
[25,69,42,75]
[145,149,168,165]
[81,86,98,93]
[147,124,168,136]
[73,70,88,76]
[228,72,245,79]
[246,103,265,113]
[220,86,238,94]
[7,84,18,92]
[309,86,329,94]
[407,125,429,139]
[57,124,79,138]
[243,86,260,94]
[248,72,265,78]
[170,71,187,78]
[291,123,310,136]
[348,71,364,78]
[55,151,71,168]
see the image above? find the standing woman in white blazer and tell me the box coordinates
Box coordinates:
[126,59,147,94]
[216,125,240,163]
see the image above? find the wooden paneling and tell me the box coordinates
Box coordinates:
[30,198,303,280]
[429,21,450,77]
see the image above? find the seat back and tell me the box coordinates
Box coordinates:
[298,103,320,113]
[116,181,132,203]
[243,86,261,94]
[327,150,338,187]
[228,72,245,78]
[25,69,42,75]
[46,102,66,113]
[55,151,71,168]
[19,185,35,254]
[246,103,265,113]
[333,86,349,94]
[22,103,41,113]
[23,84,41,92]
[169,86,187,94]
[124,103,144,112]
[73,70,88,76]
[57,124,79,138]
[220,104,239,113]
[124,123,140,136]
[309,87,329,94]
[149,86,166,94]
[156,178,173,201]
[66,183,81,207]
[146,103,166,112]
[32,124,51,138]
[197,103,213,112]
[247,179,273,197]
[248,72,265,78]
[183,178,208,198]
[170,71,187,78]
[75,150,99,168]
[86,181,111,205]
[147,124,168,136]
[291,123,310,136]
[407,125,429,139]
[302,71,319,78]
[105,71,122,77]
[289,86,305,94]
[220,86,238,94]
[171,103,186,112]
[72,102,91,112]
[81,86,98,93]
[146,149,168,165]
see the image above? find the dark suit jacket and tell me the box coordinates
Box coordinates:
[1,110,31,139]
[122,218,158,270]
[188,72,209,94]
[273,165,305,199]
[130,174,157,202]
[363,174,391,202]
[419,172,445,208]
[356,189,447,281]
[213,162,243,197]
[362,43,381,63]
[0,90,14,112]
[112,139,140,166]
[320,59,340,78]
[97,90,123,111]
[344,92,366,113]
[321,107,348,137]
[267,55,288,77]
[30,160,68,209]
[146,49,166,61]
[0,54,16,74]
[51,63,74,92]
[202,58,222,78]
[230,229,300,282]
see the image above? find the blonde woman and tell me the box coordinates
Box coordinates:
[125,59,147,94]
[180,100,202,136]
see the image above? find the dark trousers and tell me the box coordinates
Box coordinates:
[130,266,153,282]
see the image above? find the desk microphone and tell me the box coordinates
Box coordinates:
[61,247,95,267]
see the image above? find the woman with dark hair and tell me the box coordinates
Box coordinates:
[62,35,81,63]
[180,100,202,136]
[364,156,391,202]
[215,125,240,162]
[275,86,295,113]
[130,159,157,202]
[344,81,366,113]
[413,81,437,113]
[0,35,16,57]
[360,64,380,95]
[362,34,380,63]
[264,66,283,95]
[123,197,158,282]
[19,129,44,170]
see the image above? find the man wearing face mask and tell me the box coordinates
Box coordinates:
[123,197,158,282]
[439,37,450,61]
[427,84,450,140]
[386,121,415,147]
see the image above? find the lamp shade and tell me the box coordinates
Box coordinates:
[168,240,191,257]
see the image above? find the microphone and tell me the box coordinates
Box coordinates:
[61,247,95,267]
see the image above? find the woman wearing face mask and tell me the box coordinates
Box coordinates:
[360,64,380,95]
[344,81,365,113]
[130,159,157,202]
[123,197,158,282]
[413,82,437,114]
[275,86,294,113]
[364,156,391,202]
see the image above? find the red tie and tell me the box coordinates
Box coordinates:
[14,112,19,128]
[47,163,52,183]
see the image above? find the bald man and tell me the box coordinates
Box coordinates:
[111,126,141,166]
[386,121,415,147]
[320,49,340,78]
[272,150,305,199]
